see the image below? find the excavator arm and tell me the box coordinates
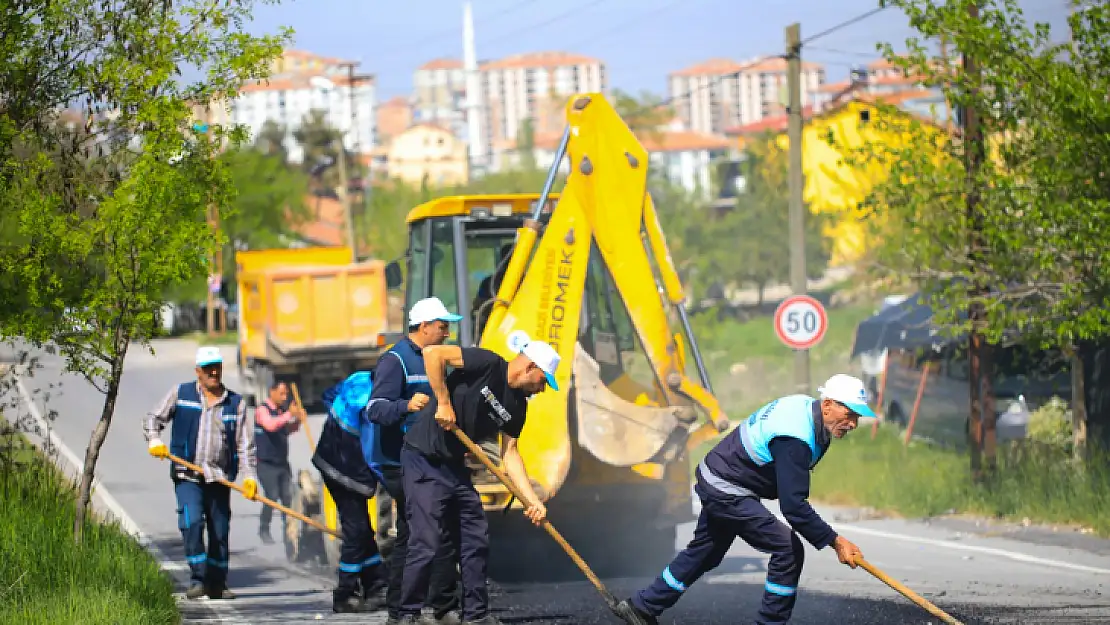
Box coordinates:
[477,93,731,501]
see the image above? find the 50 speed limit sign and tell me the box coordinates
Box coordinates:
[774,295,828,350]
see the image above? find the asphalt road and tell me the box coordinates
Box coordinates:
[5,338,1110,624]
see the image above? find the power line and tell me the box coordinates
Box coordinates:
[555,0,691,51]
[660,55,780,107]
[801,7,889,45]
[805,45,882,60]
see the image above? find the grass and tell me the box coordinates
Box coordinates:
[0,433,179,625]
[177,330,238,345]
[812,427,1110,536]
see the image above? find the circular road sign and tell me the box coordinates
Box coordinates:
[774,295,828,350]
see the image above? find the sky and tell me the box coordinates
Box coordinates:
[245,0,1073,101]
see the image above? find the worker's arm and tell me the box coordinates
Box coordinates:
[255,402,296,433]
[236,397,258,481]
[501,434,545,525]
[143,386,178,450]
[769,437,837,549]
[367,353,417,427]
[423,345,465,407]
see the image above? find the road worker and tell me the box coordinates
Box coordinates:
[367,296,464,625]
[394,330,558,625]
[314,370,386,614]
[144,346,258,600]
[253,380,302,544]
[614,374,871,625]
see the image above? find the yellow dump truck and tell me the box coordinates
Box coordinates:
[370,93,731,578]
[235,247,401,406]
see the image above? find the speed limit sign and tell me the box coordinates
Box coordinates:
[774,295,828,350]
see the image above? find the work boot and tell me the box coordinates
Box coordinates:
[185,583,206,600]
[385,617,419,625]
[461,616,504,625]
[259,527,274,545]
[612,599,658,625]
[333,595,371,614]
[361,584,387,611]
[207,585,237,600]
[420,610,462,625]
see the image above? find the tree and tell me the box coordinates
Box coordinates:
[256,120,289,160]
[837,0,1110,465]
[294,109,365,190]
[517,117,537,171]
[612,89,674,144]
[0,0,289,540]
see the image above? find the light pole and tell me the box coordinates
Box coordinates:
[310,75,357,262]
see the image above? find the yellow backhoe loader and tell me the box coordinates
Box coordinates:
[368,92,733,578]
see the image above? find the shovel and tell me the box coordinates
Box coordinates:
[451,428,629,618]
[856,558,964,625]
[164,453,342,539]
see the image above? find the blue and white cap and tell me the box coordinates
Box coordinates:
[507,330,560,391]
[195,346,223,367]
[818,374,876,418]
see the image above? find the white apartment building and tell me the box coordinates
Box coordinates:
[668,57,825,135]
[412,58,467,139]
[230,50,376,164]
[411,51,607,172]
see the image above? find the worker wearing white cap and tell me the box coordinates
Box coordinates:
[143,346,258,601]
[394,330,560,625]
[616,374,871,625]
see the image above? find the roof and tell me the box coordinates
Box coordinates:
[670,56,822,77]
[240,72,372,93]
[279,49,358,67]
[815,80,851,94]
[723,107,814,135]
[379,96,411,108]
[723,90,947,137]
[417,58,463,71]
[529,129,730,153]
[481,51,601,70]
[294,194,346,247]
[405,193,562,224]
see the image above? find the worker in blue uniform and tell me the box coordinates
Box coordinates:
[368,297,464,625]
[313,370,386,614]
[144,346,258,601]
[615,374,873,625]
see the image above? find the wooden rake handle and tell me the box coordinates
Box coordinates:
[451,428,618,609]
[290,382,315,453]
[856,558,964,625]
[165,453,341,539]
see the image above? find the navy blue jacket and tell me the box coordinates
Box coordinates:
[365,338,432,469]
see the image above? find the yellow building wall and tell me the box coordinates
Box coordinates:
[387,125,470,187]
[773,101,946,266]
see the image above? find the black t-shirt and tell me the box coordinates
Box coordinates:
[403,347,529,462]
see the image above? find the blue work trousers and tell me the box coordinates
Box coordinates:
[174,479,232,587]
[399,446,490,621]
[322,475,384,601]
[633,482,806,624]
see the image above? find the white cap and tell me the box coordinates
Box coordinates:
[195,346,223,367]
[506,330,560,391]
[817,374,876,417]
[408,297,463,326]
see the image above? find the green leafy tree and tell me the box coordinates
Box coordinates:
[517,117,537,171]
[294,109,365,190]
[837,0,1110,464]
[612,89,674,144]
[0,0,289,540]
[256,119,289,160]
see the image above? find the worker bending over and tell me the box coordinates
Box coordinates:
[367,297,464,625]
[395,331,559,625]
[253,380,302,544]
[615,374,871,625]
[314,371,386,613]
[144,346,258,600]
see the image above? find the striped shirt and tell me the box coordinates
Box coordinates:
[143,381,256,483]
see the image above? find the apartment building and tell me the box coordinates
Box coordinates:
[809,57,945,116]
[230,50,377,164]
[376,96,413,144]
[412,58,467,139]
[668,57,825,135]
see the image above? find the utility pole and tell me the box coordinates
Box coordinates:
[964,1,992,480]
[786,22,809,393]
[196,119,225,337]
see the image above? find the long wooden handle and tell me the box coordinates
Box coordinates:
[165,453,340,539]
[290,383,315,453]
[451,428,617,608]
[857,558,964,625]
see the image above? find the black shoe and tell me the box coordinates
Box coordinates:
[333,595,370,613]
[259,528,275,544]
[361,584,387,611]
[612,599,658,625]
[185,583,206,600]
[420,611,462,625]
[386,616,419,625]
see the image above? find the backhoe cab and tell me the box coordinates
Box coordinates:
[384,93,730,577]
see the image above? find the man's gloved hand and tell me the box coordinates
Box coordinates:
[242,478,259,501]
[148,439,169,459]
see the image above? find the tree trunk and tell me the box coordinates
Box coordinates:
[73,349,127,542]
[981,340,997,475]
[1072,346,1088,463]
[969,329,984,482]
[756,282,766,307]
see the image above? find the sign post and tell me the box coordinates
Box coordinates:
[774,295,828,391]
